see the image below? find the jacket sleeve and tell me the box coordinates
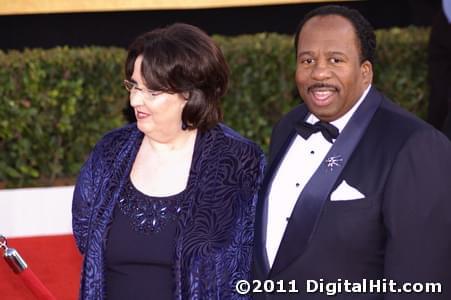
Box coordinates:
[72,150,96,255]
[228,143,266,300]
[240,142,266,208]
[383,129,451,299]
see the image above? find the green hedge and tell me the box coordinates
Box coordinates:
[0,27,430,187]
[374,27,429,119]
[0,47,126,187]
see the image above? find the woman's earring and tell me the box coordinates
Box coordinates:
[182,122,188,130]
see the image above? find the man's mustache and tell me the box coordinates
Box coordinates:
[307,83,339,92]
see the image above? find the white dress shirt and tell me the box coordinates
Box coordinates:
[265,85,371,266]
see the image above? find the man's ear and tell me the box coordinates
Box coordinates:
[361,60,373,84]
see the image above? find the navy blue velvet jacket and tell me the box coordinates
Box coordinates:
[72,123,265,300]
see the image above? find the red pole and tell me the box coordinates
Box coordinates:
[19,268,57,300]
[1,235,57,300]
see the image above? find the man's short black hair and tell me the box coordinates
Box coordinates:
[294,5,376,65]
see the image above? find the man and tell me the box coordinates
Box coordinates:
[252,5,451,299]
[427,0,451,140]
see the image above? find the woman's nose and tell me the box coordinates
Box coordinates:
[129,92,145,107]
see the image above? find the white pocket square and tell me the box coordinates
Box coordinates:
[330,180,365,201]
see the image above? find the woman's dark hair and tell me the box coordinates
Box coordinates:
[294,5,376,65]
[125,23,229,132]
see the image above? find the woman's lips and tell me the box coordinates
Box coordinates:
[136,110,151,119]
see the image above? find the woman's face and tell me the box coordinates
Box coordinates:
[129,55,187,140]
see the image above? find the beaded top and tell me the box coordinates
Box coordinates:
[117,178,182,234]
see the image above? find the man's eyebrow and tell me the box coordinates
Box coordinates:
[297,51,314,58]
[297,50,347,58]
[327,51,347,56]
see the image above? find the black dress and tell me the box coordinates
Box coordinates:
[105,177,183,300]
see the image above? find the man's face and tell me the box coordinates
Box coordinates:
[295,15,372,122]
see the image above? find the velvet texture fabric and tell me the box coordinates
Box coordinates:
[72,123,265,300]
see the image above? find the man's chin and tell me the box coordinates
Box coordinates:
[305,104,338,122]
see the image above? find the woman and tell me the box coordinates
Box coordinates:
[72,23,265,300]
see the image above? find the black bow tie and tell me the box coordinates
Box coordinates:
[295,120,339,143]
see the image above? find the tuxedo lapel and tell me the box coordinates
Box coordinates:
[254,106,309,277]
[270,87,383,277]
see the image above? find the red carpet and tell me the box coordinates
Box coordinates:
[0,234,82,300]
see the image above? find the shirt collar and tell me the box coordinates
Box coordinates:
[306,84,372,134]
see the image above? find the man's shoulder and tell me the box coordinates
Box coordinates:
[280,104,306,122]
[365,90,450,150]
[375,92,435,135]
[274,104,307,132]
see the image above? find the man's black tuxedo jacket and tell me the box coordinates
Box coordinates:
[252,88,451,299]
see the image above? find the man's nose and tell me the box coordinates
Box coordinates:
[311,61,332,81]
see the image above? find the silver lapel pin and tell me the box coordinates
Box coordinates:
[325,155,343,171]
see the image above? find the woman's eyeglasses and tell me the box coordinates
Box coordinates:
[123,80,164,99]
